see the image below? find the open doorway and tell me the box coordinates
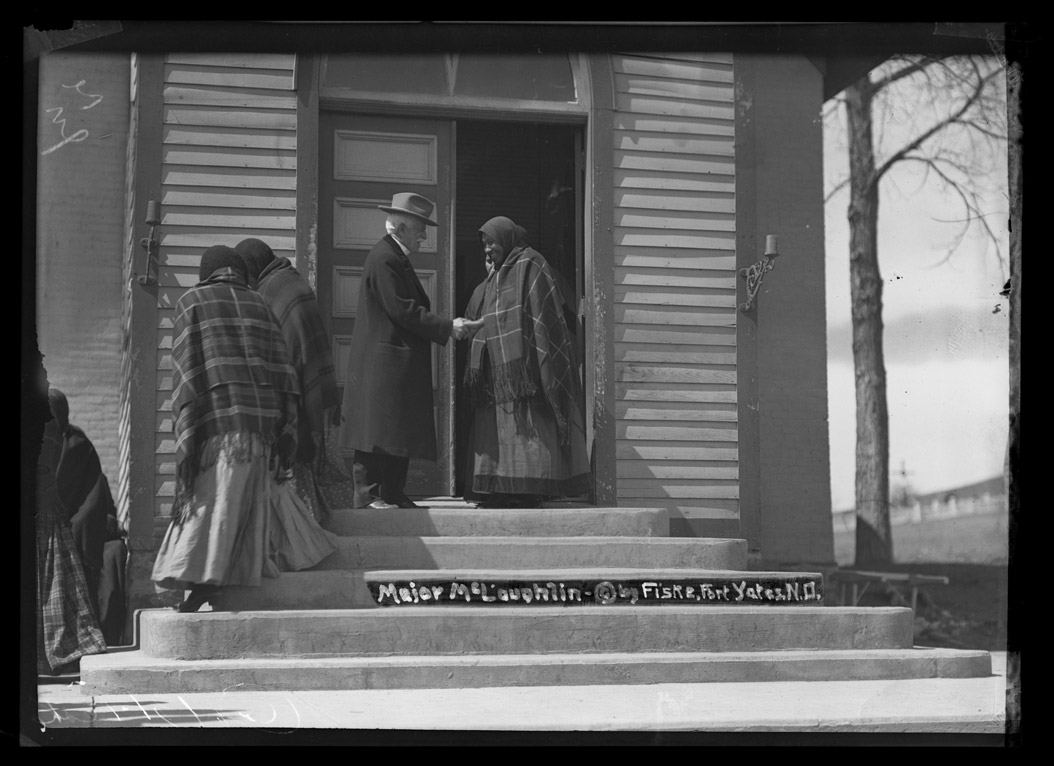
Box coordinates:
[453,120,583,497]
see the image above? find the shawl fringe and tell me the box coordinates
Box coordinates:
[465,357,539,409]
[545,382,572,446]
[172,431,272,524]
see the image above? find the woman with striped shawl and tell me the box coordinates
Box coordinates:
[151,246,335,613]
[235,238,357,524]
[463,217,592,508]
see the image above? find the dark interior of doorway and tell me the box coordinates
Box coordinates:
[453,120,581,497]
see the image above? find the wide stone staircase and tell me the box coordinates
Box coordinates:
[79,500,992,694]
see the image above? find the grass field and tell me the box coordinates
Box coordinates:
[830,508,1010,651]
[832,508,1009,567]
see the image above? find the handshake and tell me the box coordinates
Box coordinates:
[451,317,484,341]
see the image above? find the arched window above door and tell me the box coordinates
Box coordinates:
[321,53,579,105]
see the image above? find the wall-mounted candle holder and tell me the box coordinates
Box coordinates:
[136,200,160,286]
[738,234,781,312]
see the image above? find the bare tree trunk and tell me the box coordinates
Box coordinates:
[846,78,893,566]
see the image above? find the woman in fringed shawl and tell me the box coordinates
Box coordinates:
[151,246,335,613]
[236,238,357,524]
[48,387,113,620]
[463,216,592,508]
[35,401,107,675]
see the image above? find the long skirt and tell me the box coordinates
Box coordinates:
[97,537,128,646]
[470,398,592,499]
[152,432,277,591]
[292,408,358,522]
[269,478,339,572]
[36,425,107,674]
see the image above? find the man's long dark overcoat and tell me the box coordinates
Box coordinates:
[338,234,452,460]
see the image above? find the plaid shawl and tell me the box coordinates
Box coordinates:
[36,418,107,672]
[464,244,582,445]
[172,268,300,517]
[256,257,340,444]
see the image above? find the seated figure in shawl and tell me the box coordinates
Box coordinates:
[48,388,115,621]
[235,237,357,524]
[462,216,592,508]
[35,394,107,675]
[151,245,336,613]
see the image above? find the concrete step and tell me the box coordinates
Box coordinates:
[212,568,822,610]
[133,605,914,660]
[323,506,670,538]
[311,536,747,571]
[79,646,994,695]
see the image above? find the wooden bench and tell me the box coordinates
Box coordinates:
[827,569,950,612]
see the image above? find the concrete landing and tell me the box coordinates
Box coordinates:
[34,652,1008,737]
[311,535,747,570]
[133,605,914,659]
[78,646,993,696]
[212,566,819,610]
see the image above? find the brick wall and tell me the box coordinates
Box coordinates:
[35,52,130,490]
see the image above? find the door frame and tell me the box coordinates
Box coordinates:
[297,52,613,502]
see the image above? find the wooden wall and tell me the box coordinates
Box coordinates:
[151,53,298,528]
[609,53,739,532]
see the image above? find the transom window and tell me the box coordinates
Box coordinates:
[322,53,578,103]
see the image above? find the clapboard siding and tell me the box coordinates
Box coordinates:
[164,106,298,130]
[612,53,737,522]
[152,53,297,522]
[615,188,736,214]
[614,169,735,193]
[614,55,734,84]
[615,267,736,289]
[161,167,298,191]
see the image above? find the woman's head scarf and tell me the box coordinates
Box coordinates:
[478,216,527,269]
[48,388,70,433]
[198,245,248,283]
[234,238,276,286]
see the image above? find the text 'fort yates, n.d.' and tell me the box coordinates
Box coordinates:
[369,577,823,607]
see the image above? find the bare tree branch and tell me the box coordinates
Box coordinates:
[824,177,850,204]
[951,116,1007,142]
[870,54,946,92]
[897,154,1004,265]
[874,65,1004,183]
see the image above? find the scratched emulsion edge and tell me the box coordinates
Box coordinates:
[24,21,125,60]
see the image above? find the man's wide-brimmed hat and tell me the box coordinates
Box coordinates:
[378,192,438,226]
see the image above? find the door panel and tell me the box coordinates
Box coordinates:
[319,113,453,497]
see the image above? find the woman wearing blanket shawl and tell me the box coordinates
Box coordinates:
[236,238,358,524]
[151,246,336,613]
[463,216,592,508]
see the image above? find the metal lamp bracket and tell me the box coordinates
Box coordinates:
[738,235,781,312]
[136,200,160,286]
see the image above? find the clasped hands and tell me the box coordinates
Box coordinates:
[451,317,484,341]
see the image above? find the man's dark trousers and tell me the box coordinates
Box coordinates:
[352,450,410,507]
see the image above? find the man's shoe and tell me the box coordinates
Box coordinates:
[366,498,399,510]
[389,496,422,509]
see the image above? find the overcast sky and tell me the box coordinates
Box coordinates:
[822,81,1011,511]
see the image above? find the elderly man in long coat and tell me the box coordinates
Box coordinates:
[338,193,476,509]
